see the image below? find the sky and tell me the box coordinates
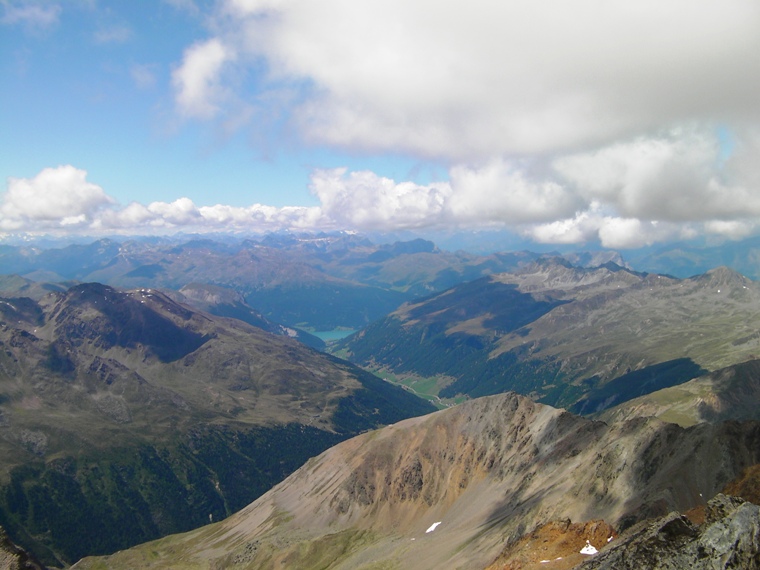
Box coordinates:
[2,0,760,249]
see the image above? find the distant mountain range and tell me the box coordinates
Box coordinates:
[0,282,434,565]
[338,260,760,412]
[0,234,624,331]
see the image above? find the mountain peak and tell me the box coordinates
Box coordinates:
[694,266,751,289]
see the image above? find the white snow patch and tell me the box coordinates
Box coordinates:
[580,540,598,555]
[425,522,442,533]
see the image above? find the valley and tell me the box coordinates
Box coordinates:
[338,261,760,414]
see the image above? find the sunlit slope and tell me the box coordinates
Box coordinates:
[598,358,760,427]
[73,392,760,570]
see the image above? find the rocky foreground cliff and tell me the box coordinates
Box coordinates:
[74,392,760,570]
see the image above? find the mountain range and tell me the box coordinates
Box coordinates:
[0,282,433,565]
[0,234,623,332]
[338,260,760,413]
[2,232,760,568]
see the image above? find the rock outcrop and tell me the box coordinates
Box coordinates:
[0,527,46,570]
[579,494,760,569]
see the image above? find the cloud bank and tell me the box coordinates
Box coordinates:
[156,0,760,247]
[5,131,760,248]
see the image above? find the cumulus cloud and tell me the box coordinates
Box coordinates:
[1,166,114,231]
[203,0,760,159]
[2,165,325,235]
[553,127,760,222]
[524,208,695,249]
[172,38,235,119]
[310,168,450,230]
[154,0,760,247]
[447,160,580,225]
[4,150,760,247]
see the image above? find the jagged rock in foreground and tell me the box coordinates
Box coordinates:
[578,494,760,569]
[73,392,760,570]
[0,527,46,570]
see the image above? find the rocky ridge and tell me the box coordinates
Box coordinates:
[73,392,760,570]
[0,527,46,570]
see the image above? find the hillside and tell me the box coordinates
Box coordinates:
[72,392,760,570]
[338,261,760,410]
[0,283,434,565]
[597,358,760,427]
[171,282,325,349]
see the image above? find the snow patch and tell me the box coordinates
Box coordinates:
[425,522,442,533]
[580,540,598,555]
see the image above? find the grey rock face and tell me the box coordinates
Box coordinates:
[580,494,760,569]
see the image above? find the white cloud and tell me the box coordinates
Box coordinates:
[526,209,603,245]
[201,0,760,159]
[2,166,326,235]
[704,220,757,240]
[525,209,693,249]
[1,166,114,231]
[553,127,760,222]
[1,2,61,29]
[154,0,760,248]
[6,146,760,248]
[310,168,450,230]
[447,160,580,225]
[172,38,235,119]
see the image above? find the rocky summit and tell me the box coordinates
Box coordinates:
[73,392,760,570]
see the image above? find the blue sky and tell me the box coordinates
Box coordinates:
[2,0,760,248]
